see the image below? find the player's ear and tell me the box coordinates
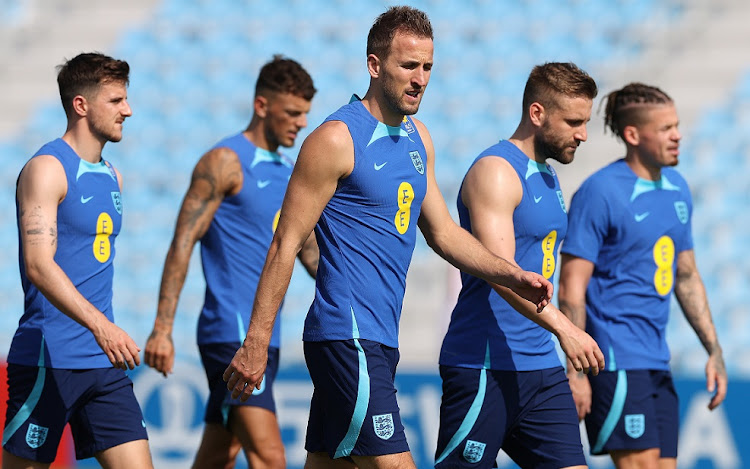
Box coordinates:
[367,54,381,79]
[622,125,639,146]
[72,94,88,117]
[254,94,269,119]
[529,102,545,127]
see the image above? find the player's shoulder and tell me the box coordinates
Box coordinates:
[580,158,628,189]
[662,166,690,188]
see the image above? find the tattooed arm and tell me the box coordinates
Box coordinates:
[144,147,242,376]
[18,155,141,370]
[674,249,727,410]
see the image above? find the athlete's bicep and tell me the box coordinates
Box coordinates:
[462,156,522,262]
[174,147,241,243]
[275,121,354,249]
[17,155,67,269]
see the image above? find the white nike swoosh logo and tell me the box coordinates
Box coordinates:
[534,195,543,203]
[635,212,650,222]
[374,161,387,171]
[257,180,271,189]
[81,195,94,204]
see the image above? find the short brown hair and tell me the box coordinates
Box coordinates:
[522,62,598,116]
[255,55,316,101]
[57,52,130,118]
[367,6,433,60]
[603,82,673,141]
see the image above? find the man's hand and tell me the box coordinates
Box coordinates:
[567,371,592,420]
[144,329,175,377]
[706,352,728,410]
[223,340,269,402]
[556,322,604,376]
[509,270,554,312]
[93,320,142,370]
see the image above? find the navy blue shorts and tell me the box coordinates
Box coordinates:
[2,364,148,463]
[435,366,586,469]
[304,339,409,459]
[585,369,678,457]
[199,342,278,426]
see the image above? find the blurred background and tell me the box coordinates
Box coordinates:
[1,0,748,467]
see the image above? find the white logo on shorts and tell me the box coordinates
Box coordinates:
[372,413,394,440]
[463,439,486,463]
[25,423,48,448]
[625,414,645,439]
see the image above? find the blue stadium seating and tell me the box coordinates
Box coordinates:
[4,0,744,377]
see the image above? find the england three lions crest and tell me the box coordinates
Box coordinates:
[409,151,424,175]
[372,413,394,440]
[625,414,645,439]
[26,423,49,449]
[463,439,486,463]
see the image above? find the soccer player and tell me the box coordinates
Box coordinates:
[558,82,728,468]
[434,62,604,469]
[3,52,153,469]
[223,7,555,469]
[143,56,318,469]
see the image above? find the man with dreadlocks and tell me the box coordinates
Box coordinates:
[558,82,727,469]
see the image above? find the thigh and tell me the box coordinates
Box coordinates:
[199,343,279,426]
[585,369,669,456]
[434,365,507,469]
[503,367,587,469]
[3,365,68,464]
[303,340,409,460]
[68,368,148,460]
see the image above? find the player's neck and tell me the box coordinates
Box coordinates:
[61,128,105,164]
[625,155,661,181]
[243,122,279,153]
[508,131,544,164]
[361,91,403,127]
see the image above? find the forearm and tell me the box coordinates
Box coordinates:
[493,284,572,338]
[245,239,298,346]
[26,260,109,333]
[153,242,193,333]
[427,223,519,284]
[675,273,722,355]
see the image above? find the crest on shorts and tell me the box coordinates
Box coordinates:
[409,151,424,175]
[625,414,645,439]
[372,413,394,440]
[463,439,486,463]
[111,191,123,215]
[25,423,48,449]
[674,201,688,224]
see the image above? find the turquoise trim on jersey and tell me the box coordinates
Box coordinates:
[435,343,491,464]
[2,340,46,446]
[351,306,360,339]
[221,403,230,427]
[525,159,553,179]
[629,174,680,202]
[236,312,245,343]
[367,122,412,147]
[250,147,289,168]
[608,346,617,372]
[593,369,628,454]
[75,158,116,181]
[334,337,370,458]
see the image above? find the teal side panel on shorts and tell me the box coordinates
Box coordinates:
[2,339,47,446]
[334,308,370,458]
[593,368,628,454]
[435,342,491,464]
